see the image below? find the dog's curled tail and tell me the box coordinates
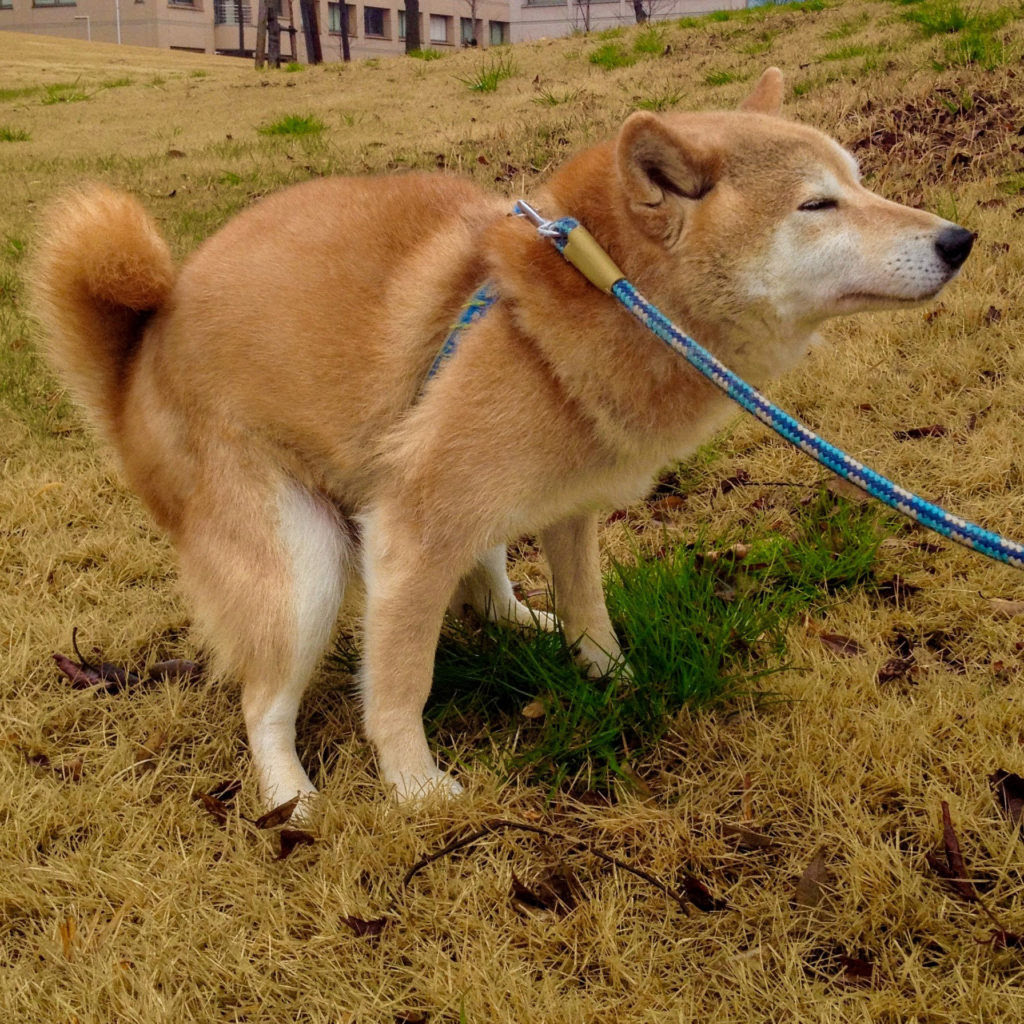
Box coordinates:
[32,186,175,439]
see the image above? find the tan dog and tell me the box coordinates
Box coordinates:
[33,69,973,810]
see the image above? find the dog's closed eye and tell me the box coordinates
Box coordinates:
[798,198,839,212]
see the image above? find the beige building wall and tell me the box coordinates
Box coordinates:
[0,0,511,57]
[510,0,745,41]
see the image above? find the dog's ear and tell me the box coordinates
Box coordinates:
[739,67,784,116]
[616,111,719,241]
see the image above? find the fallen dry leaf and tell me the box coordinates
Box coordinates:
[148,659,202,683]
[254,794,300,829]
[198,792,230,826]
[794,850,829,909]
[721,823,774,850]
[826,477,870,503]
[817,633,866,658]
[511,864,579,915]
[521,699,546,720]
[893,423,948,440]
[134,730,167,771]
[991,769,1024,827]
[924,800,978,903]
[341,915,388,938]
[277,828,316,860]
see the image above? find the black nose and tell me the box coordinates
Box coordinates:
[935,226,976,271]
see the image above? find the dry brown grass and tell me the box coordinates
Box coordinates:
[4,3,1024,1019]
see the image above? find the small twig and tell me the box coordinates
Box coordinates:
[71,626,97,672]
[403,818,725,914]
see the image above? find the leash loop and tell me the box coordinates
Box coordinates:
[513,201,1024,570]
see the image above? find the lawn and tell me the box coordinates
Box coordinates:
[3,1,1024,1019]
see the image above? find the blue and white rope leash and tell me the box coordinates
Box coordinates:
[508,200,1024,569]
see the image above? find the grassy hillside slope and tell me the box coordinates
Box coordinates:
[3,3,1024,1019]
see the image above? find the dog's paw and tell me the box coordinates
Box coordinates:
[387,764,465,803]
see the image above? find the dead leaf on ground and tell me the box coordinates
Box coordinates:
[721,823,774,850]
[817,632,866,658]
[148,658,202,683]
[134,730,167,771]
[991,769,1024,827]
[56,754,84,782]
[341,915,388,938]
[876,656,916,685]
[511,863,579,915]
[794,850,829,909]
[254,794,300,829]
[57,915,75,961]
[924,800,978,903]
[893,423,948,440]
[649,494,686,520]
[208,779,242,803]
[277,828,316,860]
[826,477,870,503]
[521,699,546,720]
[681,873,728,912]
[875,575,922,604]
[198,792,230,825]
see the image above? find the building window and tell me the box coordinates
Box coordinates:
[428,13,449,44]
[398,8,417,39]
[168,0,198,7]
[0,0,13,9]
[32,0,77,6]
[327,3,355,33]
[488,20,508,44]
[460,16,475,43]
[363,5,388,36]
[214,0,251,23]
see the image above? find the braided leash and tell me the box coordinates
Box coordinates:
[512,200,1024,569]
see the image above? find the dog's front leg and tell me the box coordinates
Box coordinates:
[540,513,625,678]
[360,508,468,800]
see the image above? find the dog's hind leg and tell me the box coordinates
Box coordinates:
[540,513,625,678]
[178,477,349,811]
[448,544,558,631]
[359,507,480,800]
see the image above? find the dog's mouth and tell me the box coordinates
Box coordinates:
[835,288,941,311]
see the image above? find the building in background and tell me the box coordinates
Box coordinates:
[510,0,743,42]
[0,0,510,59]
[0,0,754,59]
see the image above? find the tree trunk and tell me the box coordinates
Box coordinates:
[404,0,421,52]
[340,1,350,60]
[632,0,648,22]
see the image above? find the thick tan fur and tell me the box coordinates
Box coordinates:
[32,70,973,809]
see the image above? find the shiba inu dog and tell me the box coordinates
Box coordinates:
[32,69,974,811]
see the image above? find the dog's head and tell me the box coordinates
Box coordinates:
[609,69,973,369]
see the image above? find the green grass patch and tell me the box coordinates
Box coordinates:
[534,87,581,107]
[456,52,517,92]
[826,11,872,37]
[902,0,1008,35]
[99,76,133,89]
[635,89,684,112]
[589,42,638,70]
[334,491,887,793]
[822,43,870,60]
[257,113,326,137]
[0,126,29,142]
[633,25,667,54]
[705,69,739,87]
[0,85,40,102]
[283,62,305,72]
[937,24,1010,68]
[41,81,88,105]
[408,47,444,60]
